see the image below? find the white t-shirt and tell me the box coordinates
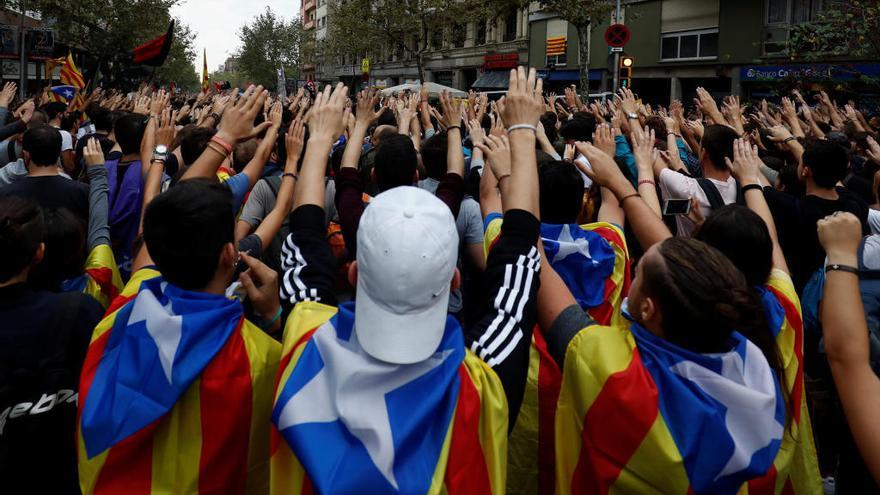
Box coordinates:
[868,208,880,235]
[659,168,738,237]
[59,129,73,152]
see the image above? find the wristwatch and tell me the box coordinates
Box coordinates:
[152,144,168,163]
[626,112,639,120]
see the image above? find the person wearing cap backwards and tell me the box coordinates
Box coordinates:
[270,68,545,495]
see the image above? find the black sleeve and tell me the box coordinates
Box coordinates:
[279,204,338,308]
[464,209,540,429]
[545,304,595,369]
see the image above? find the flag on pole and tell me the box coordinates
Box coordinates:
[202,48,209,93]
[45,56,65,81]
[132,20,175,67]
[60,52,85,90]
[277,67,287,100]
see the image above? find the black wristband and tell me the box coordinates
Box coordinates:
[783,136,797,144]
[825,263,859,276]
[282,172,299,181]
[210,112,221,122]
[741,183,763,194]
[446,125,462,133]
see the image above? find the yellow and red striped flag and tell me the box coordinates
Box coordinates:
[546,36,567,56]
[202,48,209,93]
[76,269,281,494]
[60,52,85,90]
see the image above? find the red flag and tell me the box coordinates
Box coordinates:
[132,21,175,67]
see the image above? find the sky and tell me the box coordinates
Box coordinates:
[171,0,300,76]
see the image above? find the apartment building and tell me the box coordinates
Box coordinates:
[528,0,878,104]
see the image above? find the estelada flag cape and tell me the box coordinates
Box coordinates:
[60,244,123,310]
[77,269,280,494]
[484,216,631,494]
[743,270,821,494]
[270,301,508,495]
[555,321,785,495]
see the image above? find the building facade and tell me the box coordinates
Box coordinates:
[300,0,317,81]
[527,0,878,104]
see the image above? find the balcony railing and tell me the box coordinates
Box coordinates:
[303,0,316,11]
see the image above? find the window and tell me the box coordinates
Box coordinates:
[452,23,465,48]
[476,21,487,45]
[546,53,567,67]
[659,28,719,60]
[504,11,518,41]
[764,0,826,24]
[431,28,443,50]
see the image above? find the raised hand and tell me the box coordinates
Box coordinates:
[500,67,543,128]
[15,99,34,123]
[618,87,638,116]
[285,118,306,165]
[467,118,486,147]
[267,101,283,130]
[574,140,629,193]
[631,126,655,166]
[0,81,16,108]
[155,107,177,148]
[83,138,105,167]
[133,95,151,115]
[593,123,617,158]
[307,82,349,142]
[439,90,463,129]
[215,85,270,144]
[356,88,384,126]
[149,89,170,117]
[818,212,862,264]
[724,138,762,185]
[475,134,511,179]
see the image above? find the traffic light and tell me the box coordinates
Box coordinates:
[618,56,634,89]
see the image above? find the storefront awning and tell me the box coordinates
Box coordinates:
[471,70,509,90]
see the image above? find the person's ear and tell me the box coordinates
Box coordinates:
[412,170,419,185]
[347,260,359,287]
[370,168,377,184]
[219,243,236,271]
[32,242,45,266]
[639,295,661,327]
[450,268,461,291]
[22,149,30,166]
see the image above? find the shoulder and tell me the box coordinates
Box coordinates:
[765,269,800,310]
[239,319,282,370]
[564,323,635,376]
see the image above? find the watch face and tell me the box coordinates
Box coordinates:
[155,145,168,154]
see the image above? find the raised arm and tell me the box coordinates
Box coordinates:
[281,83,349,308]
[576,140,673,251]
[239,101,283,191]
[252,119,304,248]
[439,91,465,178]
[181,85,269,182]
[84,138,110,251]
[726,138,788,273]
[818,212,880,483]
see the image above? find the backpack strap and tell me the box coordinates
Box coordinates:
[696,178,725,210]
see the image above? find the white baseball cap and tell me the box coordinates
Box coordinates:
[354,186,460,364]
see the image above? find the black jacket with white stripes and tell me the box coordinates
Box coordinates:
[279,204,541,429]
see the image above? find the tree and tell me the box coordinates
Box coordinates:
[210,70,248,90]
[789,0,880,61]
[534,0,615,94]
[326,0,482,82]
[154,20,199,91]
[236,7,308,89]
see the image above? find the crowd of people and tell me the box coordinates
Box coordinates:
[2,67,880,494]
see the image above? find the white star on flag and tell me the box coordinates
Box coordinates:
[128,283,183,384]
[276,322,452,489]
[669,343,784,481]
[549,224,594,264]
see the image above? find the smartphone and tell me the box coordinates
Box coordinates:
[662,198,691,216]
